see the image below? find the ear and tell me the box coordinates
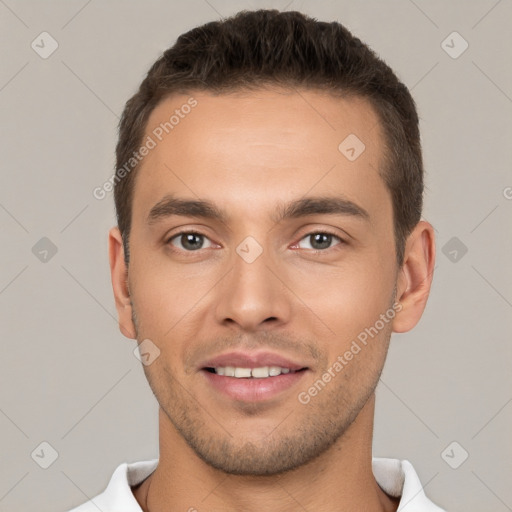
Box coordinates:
[392,220,436,333]
[108,226,137,339]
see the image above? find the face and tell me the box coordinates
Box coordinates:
[113,88,409,476]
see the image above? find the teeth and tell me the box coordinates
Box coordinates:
[212,366,294,378]
[234,367,252,378]
[251,367,270,378]
[268,366,282,376]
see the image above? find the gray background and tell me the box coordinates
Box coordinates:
[0,1,511,511]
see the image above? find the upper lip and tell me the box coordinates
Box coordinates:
[199,351,308,371]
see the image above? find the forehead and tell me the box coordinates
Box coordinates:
[145,87,382,154]
[133,88,389,223]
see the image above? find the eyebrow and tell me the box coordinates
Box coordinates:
[146,194,370,226]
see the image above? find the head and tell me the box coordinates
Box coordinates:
[109,10,435,476]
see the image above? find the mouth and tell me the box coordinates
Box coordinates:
[199,354,310,402]
[203,366,307,378]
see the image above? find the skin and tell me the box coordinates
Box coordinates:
[109,88,435,512]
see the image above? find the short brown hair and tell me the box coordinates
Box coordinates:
[114,9,423,267]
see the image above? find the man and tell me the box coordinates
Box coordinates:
[69,9,444,512]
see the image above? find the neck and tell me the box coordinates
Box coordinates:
[133,393,398,512]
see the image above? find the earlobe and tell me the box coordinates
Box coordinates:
[392,221,436,333]
[108,227,137,339]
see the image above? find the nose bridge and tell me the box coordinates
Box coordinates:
[214,234,290,330]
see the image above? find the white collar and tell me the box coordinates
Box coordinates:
[70,457,445,511]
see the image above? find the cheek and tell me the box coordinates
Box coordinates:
[287,256,394,342]
[129,258,189,335]
[129,252,225,342]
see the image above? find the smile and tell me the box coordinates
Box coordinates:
[201,366,309,402]
[205,366,301,378]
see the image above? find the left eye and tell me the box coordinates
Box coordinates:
[296,232,344,251]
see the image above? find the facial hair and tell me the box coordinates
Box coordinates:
[129,290,396,476]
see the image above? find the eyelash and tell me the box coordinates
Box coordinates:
[165,230,346,254]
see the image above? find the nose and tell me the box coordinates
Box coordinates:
[214,243,291,332]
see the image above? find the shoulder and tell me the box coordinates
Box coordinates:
[372,457,447,512]
[65,459,159,512]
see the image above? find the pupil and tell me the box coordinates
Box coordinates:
[182,233,203,250]
[311,233,331,250]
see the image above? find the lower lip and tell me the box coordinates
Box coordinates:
[201,369,308,402]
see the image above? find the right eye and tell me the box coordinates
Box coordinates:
[166,231,215,252]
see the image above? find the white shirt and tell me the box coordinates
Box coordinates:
[67,457,446,511]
